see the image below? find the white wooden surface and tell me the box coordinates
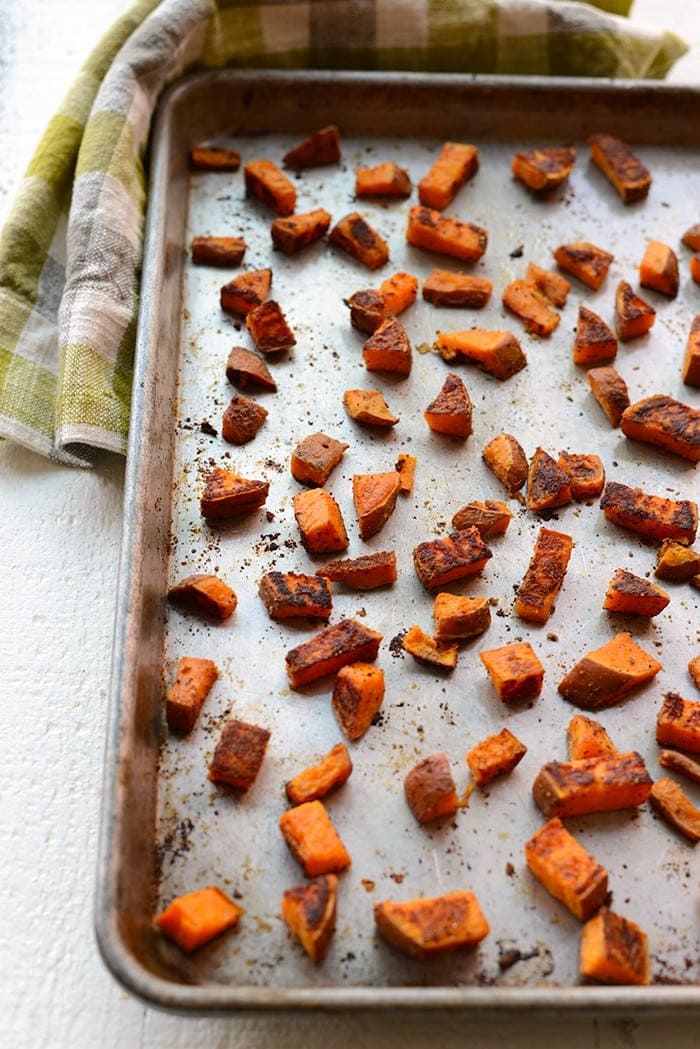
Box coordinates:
[1,2,698,1046]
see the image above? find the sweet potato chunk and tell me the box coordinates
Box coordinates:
[283,125,341,169]
[168,574,237,621]
[451,500,512,538]
[587,366,630,428]
[281,875,338,964]
[374,891,489,960]
[404,753,459,822]
[291,432,348,487]
[603,568,669,617]
[655,540,700,582]
[221,394,267,444]
[656,693,700,754]
[649,777,700,843]
[362,314,412,376]
[166,657,218,734]
[246,300,296,355]
[244,159,296,216]
[285,744,352,805]
[395,453,416,495]
[424,373,473,438]
[573,305,617,367]
[690,656,700,690]
[191,235,246,267]
[293,488,349,555]
[422,269,492,308]
[436,329,526,380]
[620,394,700,463]
[567,715,616,761]
[580,908,650,986]
[557,452,605,500]
[512,145,575,193]
[286,618,382,689]
[190,145,240,171]
[279,800,351,876]
[525,818,608,922]
[614,280,655,341]
[640,239,679,298]
[482,433,528,494]
[225,346,277,392]
[155,886,243,953]
[317,550,397,591]
[406,205,487,262]
[200,467,269,519]
[418,141,479,210]
[503,280,560,337]
[413,527,492,592]
[258,572,332,621]
[532,752,652,818]
[353,471,400,540]
[588,133,651,204]
[467,728,527,787]
[526,448,572,512]
[345,273,417,334]
[514,527,573,624]
[480,641,544,704]
[378,271,419,317]
[681,315,700,387]
[270,208,331,255]
[600,481,698,544]
[682,224,700,251]
[344,389,399,428]
[524,263,570,307]
[554,242,613,291]
[658,748,700,785]
[433,593,491,641]
[558,632,662,710]
[208,717,270,790]
[330,212,389,270]
[332,662,385,740]
[355,161,412,198]
[691,254,700,284]
[220,268,272,316]
[402,625,459,671]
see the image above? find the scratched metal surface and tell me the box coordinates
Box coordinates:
[101,71,699,1011]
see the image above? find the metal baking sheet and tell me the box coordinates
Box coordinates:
[97,71,700,1013]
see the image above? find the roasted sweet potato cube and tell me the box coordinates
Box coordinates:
[355,161,412,198]
[279,800,351,877]
[244,159,296,215]
[436,329,526,380]
[655,539,700,582]
[649,777,700,843]
[220,268,271,315]
[285,619,382,689]
[588,133,652,204]
[557,452,605,500]
[620,394,700,463]
[378,271,419,316]
[281,875,338,964]
[353,471,400,540]
[682,224,700,251]
[512,145,575,193]
[614,280,655,341]
[640,239,679,298]
[155,886,243,953]
[656,693,700,754]
[362,314,412,376]
[283,125,341,169]
[514,527,573,624]
[580,908,650,986]
[191,235,246,267]
[402,625,459,671]
[190,145,240,171]
[554,242,613,291]
[317,551,397,590]
[603,568,669,617]
[270,208,331,255]
[374,891,489,960]
[293,488,349,554]
[221,394,267,444]
[525,263,570,307]
[345,288,385,333]
[291,432,348,488]
[600,481,698,544]
[418,141,479,210]
[258,571,332,621]
[200,467,269,519]
[532,752,652,818]
[406,205,487,262]
[525,818,608,922]
[330,212,389,270]
[422,268,492,308]
[451,500,512,538]
[168,574,237,621]
[573,305,617,367]
[682,315,700,387]
[482,433,528,494]
[285,744,352,805]
[404,753,459,823]
[503,280,560,337]
[526,448,572,512]
[424,373,472,438]
[587,366,630,427]
[395,453,416,495]
[481,642,544,704]
[558,632,662,710]
[332,662,385,740]
[690,656,700,690]
[658,748,700,785]
[467,727,527,787]
[226,346,277,392]
[166,657,218,734]
[413,527,492,592]
[246,300,296,355]
[344,389,399,428]
[208,717,271,790]
[567,715,616,761]
[433,593,491,641]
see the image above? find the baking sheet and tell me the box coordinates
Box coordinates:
[97,71,700,1012]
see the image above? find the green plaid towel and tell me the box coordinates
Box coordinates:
[0,0,687,465]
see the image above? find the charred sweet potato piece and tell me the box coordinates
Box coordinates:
[362,314,412,376]
[413,527,492,592]
[286,619,382,689]
[557,452,605,500]
[533,752,652,818]
[355,162,412,198]
[580,908,650,986]
[281,875,338,964]
[451,500,512,538]
[588,133,651,203]
[330,212,389,270]
[225,346,277,392]
[514,527,573,624]
[640,239,679,298]
[587,366,630,427]
[155,886,243,953]
[332,662,385,740]
[525,817,608,922]
[614,280,655,341]
[567,715,616,761]
[512,145,576,193]
[395,453,416,495]
[166,657,218,734]
[345,273,417,334]
[353,471,401,540]
[467,727,527,787]
[658,748,700,785]
[270,208,332,255]
[436,329,526,380]
[283,125,341,169]
[279,800,351,876]
[286,744,352,805]
[220,267,271,316]
[525,263,570,307]
[374,891,489,960]
[418,141,479,210]
[558,632,662,710]
[168,574,237,621]
[573,305,617,367]
[378,271,419,317]
[656,693,700,753]
[526,448,572,512]
[221,394,267,445]
[480,641,544,704]
[433,593,491,641]
[406,205,488,262]
[244,159,296,215]
[190,145,240,171]
[246,300,296,355]
[402,625,459,671]
[317,550,397,590]
[600,481,698,544]
[482,433,528,494]
[208,717,270,790]
[422,269,492,308]
[191,235,246,267]
[503,280,560,337]
[554,242,613,291]
[404,753,459,823]
[650,777,700,843]
[291,432,348,487]
[258,571,332,621]
[200,467,269,519]
[655,540,700,582]
[343,389,399,428]
[603,568,669,617]
[621,394,700,463]
[682,315,700,387]
[293,488,349,554]
[424,373,472,438]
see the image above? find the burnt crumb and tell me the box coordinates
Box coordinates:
[264,458,285,473]
[509,245,524,259]
[371,710,386,728]
[389,872,405,883]
[156,817,195,868]
[340,952,356,964]
[266,510,275,522]
[284,538,298,549]
[497,941,552,974]
[505,862,515,877]
[200,419,218,437]
[389,631,407,658]
[546,632,559,642]
[496,608,507,618]
[257,532,281,553]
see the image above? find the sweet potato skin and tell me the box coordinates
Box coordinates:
[525,817,608,921]
[620,394,700,463]
[404,753,459,823]
[374,891,489,959]
[558,631,662,710]
[285,618,382,689]
[532,751,652,818]
[580,908,650,986]
[600,481,698,544]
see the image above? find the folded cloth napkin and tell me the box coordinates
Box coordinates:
[0,0,687,465]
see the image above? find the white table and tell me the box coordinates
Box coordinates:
[2,2,698,1045]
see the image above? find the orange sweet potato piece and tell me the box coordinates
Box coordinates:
[378,271,419,316]
[208,717,270,790]
[353,471,401,540]
[395,453,416,495]
[285,743,352,805]
[514,527,573,624]
[362,315,412,376]
[155,886,243,953]
[502,280,560,337]
[220,268,272,315]
[406,205,487,263]
[190,145,240,171]
[557,452,605,500]
[567,715,616,761]
[332,661,385,740]
[345,288,385,333]
[655,540,700,582]
[286,618,382,689]
[691,254,700,285]
[656,693,700,754]
[424,373,473,438]
[436,329,526,380]
[270,208,332,255]
[480,641,544,704]
[343,389,399,428]
[422,269,492,308]
[554,242,613,291]
[525,263,570,307]
[191,235,246,267]
[524,817,608,922]
[614,280,655,341]
[402,625,459,671]
[600,481,698,544]
[355,161,412,198]
[200,467,269,519]
[682,224,700,251]
[682,315,700,387]
[330,212,389,270]
[413,527,492,592]
[659,748,700,784]
[246,300,296,355]
[573,305,617,367]
[279,800,351,877]
[603,568,669,617]
[374,891,489,960]
[404,753,459,822]
[281,874,338,964]
[226,346,277,392]
[482,433,528,494]
[244,159,296,215]
[433,593,491,641]
[451,500,512,538]
[580,908,650,986]
[533,752,652,818]
[588,133,652,204]
[283,125,341,169]
[689,656,700,689]
[640,239,679,298]
[587,366,630,427]
[168,574,237,621]
[467,727,527,787]
[166,657,218,734]
[526,448,572,512]
[258,571,332,621]
[317,551,397,590]
[620,394,700,463]
[649,777,700,843]
[291,432,348,487]
[221,394,267,444]
[293,488,349,555]
[558,632,662,711]
[418,141,479,210]
[512,145,575,193]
